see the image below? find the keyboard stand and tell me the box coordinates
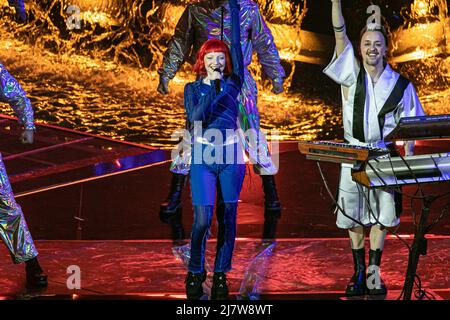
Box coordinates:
[403,195,437,300]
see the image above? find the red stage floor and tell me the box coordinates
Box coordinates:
[0,117,448,299]
[0,238,448,300]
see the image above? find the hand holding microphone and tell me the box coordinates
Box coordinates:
[211,68,223,79]
[213,68,222,94]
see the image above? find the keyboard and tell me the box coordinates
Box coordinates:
[351,153,450,187]
[385,114,450,141]
[298,141,390,165]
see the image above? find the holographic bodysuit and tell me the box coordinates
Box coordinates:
[159,0,285,175]
[0,63,38,263]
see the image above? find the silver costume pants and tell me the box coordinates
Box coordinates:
[0,153,38,264]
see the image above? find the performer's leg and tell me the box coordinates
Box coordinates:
[237,80,281,242]
[349,226,365,249]
[214,181,227,300]
[367,224,387,295]
[216,181,225,231]
[216,182,225,254]
[0,155,47,287]
[185,205,213,299]
[247,129,281,242]
[161,133,193,243]
[212,161,245,300]
[346,226,367,296]
[213,201,237,300]
[160,172,186,215]
[214,201,237,273]
[261,175,281,242]
[186,160,216,300]
[369,224,387,250]
[159,172,186,244]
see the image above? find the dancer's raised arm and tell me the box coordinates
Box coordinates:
[229,0,244,87]
[331,0,349,56]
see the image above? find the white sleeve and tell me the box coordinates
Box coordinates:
[400,83,426,156]
[400,83,426,118]
[323,42,360,87]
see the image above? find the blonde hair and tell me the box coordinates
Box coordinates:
[359,23,388,46]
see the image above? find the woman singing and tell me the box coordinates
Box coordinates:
[184,0,245,300]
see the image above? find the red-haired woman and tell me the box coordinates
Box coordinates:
[184,0,245,300]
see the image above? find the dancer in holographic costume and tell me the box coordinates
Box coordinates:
[158,0,285,244]
[0,63,47,287]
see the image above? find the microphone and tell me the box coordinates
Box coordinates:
[213,68,222,94]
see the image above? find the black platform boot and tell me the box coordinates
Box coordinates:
[185,271,207,300]
[345,248,367,296]
[25,257,48,288]
[169,215,186,246]
[211,272,229,300]
[160,173,186,245]
[261,175,281,241]
[367,249,387,295]
[159,173,186,220]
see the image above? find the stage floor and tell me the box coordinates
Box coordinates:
[0,237,448,300]
[0,118,448,300]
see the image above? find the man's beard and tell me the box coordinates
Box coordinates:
[364,50,382,66]
[365,58,380,66]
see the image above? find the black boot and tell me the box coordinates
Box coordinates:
[367,249,387,295]
[170,216,186,246]
[262,215,279,244]
[159,173,186,221]
[345,248,367,296]
[211,272,229,300]
[185,271,207,300]
[160,173,186,244]
[261,175,281,241]
[25,257,48,288]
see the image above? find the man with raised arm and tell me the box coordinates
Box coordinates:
[324,0,425,296]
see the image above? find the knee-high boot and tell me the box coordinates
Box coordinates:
[159,172,186,243]
[345,248,367,296]
[261,175,281,240]
[367,249,387,295]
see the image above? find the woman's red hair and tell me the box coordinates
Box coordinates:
[193,39,233,77]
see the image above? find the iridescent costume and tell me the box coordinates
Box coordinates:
[159,0,285,175]
[0,63,38,263]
